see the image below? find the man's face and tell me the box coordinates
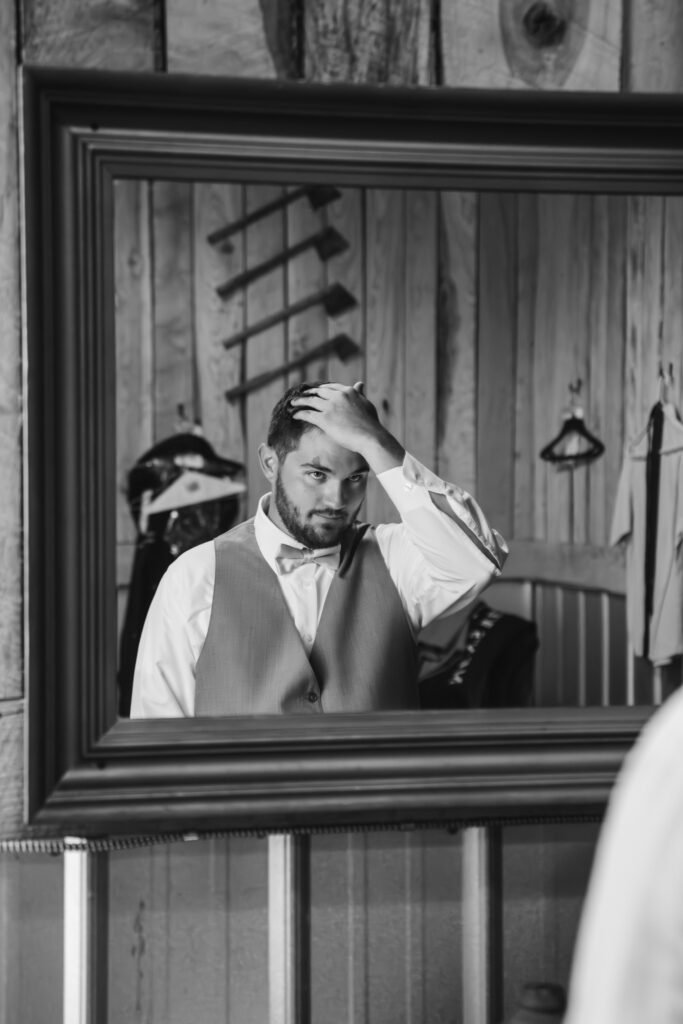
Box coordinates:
[262,427,369,548]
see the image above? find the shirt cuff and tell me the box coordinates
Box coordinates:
[377,453,508,572]
[377,453,469,512]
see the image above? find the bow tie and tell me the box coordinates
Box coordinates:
[274,543,340,575]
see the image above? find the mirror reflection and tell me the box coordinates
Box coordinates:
[114,180,683,717]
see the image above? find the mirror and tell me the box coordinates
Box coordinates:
[113,177,681,718]
[26,66,681,835]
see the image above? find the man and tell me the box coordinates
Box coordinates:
[130,380,507,717]
[563,683,683,1024]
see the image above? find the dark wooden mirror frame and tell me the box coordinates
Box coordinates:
[24,64,682,837]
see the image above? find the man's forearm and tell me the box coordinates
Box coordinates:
[355,427,405,476]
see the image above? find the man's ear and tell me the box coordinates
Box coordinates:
[257,443,279,482]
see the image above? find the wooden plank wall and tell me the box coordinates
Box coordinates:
[106,836,269,1023]
[115,187,683,545]
[115,185,682,708]
[0,851,64,1024]
[3,1,683,1023]
[0,823,601,1024]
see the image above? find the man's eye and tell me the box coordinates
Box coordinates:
[348,474,365,484]
[308,471,325,481]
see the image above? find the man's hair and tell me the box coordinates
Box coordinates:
[267,380,325,460]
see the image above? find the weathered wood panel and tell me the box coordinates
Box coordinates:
[286,190,329,384]
[582,590,604,706]
[364,833,425,1022]
[244,188,287,515]
[163,0,284,517]
[107,836,269,1024]
[625,0,683,91]
[325,189,365,386]
[0,0,22,706]
[309,829,464,1023]
[436,192,478,495]
[152,182,195,440]
[0,709,23,839]
[166,0,282,76]
[440,0,621,90]
[513,194,539,540]
[501,822,599,1021]
[488,575,635,708]
[365,188,406,523]
[478,194,518,540]
[21,0,155,68]
[503,540,625,593]
[0,849,63,1024]
[586,197,626,546]
[193,183,247,468]
[625,196,666,441]
[304,0,434,83]
[114,180,154,550]
[404,191,438,468]
[608,592,630,705]
[516,194,620,548]
[660,197,683,409]
[530,196,587,545]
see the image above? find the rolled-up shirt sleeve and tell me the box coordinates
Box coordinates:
[375,452,508,632]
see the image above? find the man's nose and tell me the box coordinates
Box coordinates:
[323,478,345,508]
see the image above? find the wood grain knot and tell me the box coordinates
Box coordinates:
[522,2,567,48]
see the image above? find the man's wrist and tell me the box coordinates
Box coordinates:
[357,429,405,474]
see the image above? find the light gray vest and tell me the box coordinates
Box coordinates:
[195,519,418,715]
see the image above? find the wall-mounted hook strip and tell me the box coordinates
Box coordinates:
[207,185,341,252]
[225,334,360,402]
[216,227,349,301]
[222,283,357,351]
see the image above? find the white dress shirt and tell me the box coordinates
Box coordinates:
[130,453,507,718]
[564,684,683,1024]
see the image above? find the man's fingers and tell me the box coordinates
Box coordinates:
[290,407,319,422]
[290,394,325,410]
[302,382,344,393]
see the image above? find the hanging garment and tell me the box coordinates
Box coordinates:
[610,403,683,665]
[417,600,539,709]
[117,433,245,716]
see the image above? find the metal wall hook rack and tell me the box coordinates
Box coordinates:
[225,334,360,402]
[221,283,357,351]
[216,226,349,300]
[207,185,341,252]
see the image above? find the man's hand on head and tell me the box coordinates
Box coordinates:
[290,382,405,474]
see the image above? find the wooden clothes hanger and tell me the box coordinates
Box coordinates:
[539,379,605,468]
[131,407,246,532]
[144,470,245,517]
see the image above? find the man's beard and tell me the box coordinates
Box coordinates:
[274,474,353,549]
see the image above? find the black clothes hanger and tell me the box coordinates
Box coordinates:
[539,379,605,468]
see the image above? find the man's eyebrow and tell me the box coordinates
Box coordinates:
[301,461,368,475]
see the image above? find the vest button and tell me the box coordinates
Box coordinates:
[307,692,319,703]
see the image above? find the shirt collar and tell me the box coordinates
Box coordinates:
[253,494,340,574]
